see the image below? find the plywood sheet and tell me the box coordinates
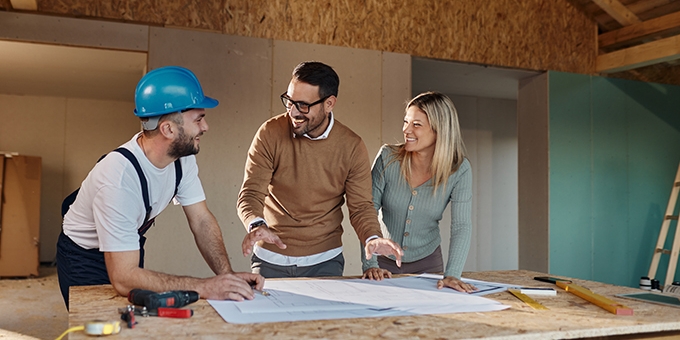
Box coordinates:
[0,11,148,51]
[35,0,594,74]
[381,52,411,146]
[273,40,383,157]
[610,63,680,86]
[146,27,273,276]
[517,73,549,273]
[0,155,4,230]
[0,95,66,263]
[63,99,139,192]
[0,155,41,277]
[272,41,386,275]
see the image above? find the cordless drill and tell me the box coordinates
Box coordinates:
[128,289,199,310]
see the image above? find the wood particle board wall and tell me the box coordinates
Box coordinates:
[609,63,680,87]
[33,0,594,75]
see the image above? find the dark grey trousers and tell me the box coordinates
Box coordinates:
[251,253,345,278]
[378,245,444,274]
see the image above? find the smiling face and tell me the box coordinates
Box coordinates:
[403,105,436,155]
[168,109,208,158]
[286,79,332,138]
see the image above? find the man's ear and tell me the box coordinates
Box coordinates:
[325,95,337,113]
[159,120,174,138]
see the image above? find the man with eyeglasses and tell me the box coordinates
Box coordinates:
[237,61,403,278]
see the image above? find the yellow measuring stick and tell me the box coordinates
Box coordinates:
[556,281,633,315]
[508,289,549,310]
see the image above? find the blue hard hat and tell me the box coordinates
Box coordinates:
[133,66,218,117]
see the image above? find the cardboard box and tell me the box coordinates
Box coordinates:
[0,154,41,277]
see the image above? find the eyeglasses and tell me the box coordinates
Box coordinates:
[280,92,330,114]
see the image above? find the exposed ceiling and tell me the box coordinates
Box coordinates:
[3,0,680,79]
[7,0,678,102]
[569,0,680,73]
[0,40,146,101]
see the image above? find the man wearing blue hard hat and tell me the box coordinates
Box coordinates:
[56,66,264,309]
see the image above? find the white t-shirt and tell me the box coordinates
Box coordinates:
[63,132,206,251]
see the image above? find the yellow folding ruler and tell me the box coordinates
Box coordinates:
[508,289,549,310]
[556,281,633,315]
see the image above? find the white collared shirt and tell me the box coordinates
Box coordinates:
[292,111,335,140]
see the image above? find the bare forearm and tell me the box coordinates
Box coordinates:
[105,250,264,301]
[193,220,233,275]
[104,252,211,298]
[113,266,204,295]
[184,202,233,275]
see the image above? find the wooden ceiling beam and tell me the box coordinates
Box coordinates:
[592,0,641,26]
[597,34,680,73]
[599,11,680,49]
[9,0,36,10]
[594,0,671,30]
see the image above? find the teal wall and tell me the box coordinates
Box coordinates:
[548,71,680,288]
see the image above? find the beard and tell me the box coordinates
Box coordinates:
[290,109,327,137]
[168,126,200,158]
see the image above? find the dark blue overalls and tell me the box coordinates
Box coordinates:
[56,148,181,309]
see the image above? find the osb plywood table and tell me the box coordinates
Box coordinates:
[68,270,680,339]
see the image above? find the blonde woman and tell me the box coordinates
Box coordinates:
[361,92,475,292]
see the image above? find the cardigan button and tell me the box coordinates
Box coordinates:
[412,190,417,196]
[408,205,414,211]
[404,232,410,237]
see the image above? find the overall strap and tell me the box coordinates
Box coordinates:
[62,147,183,237]
[173,158,182,199]
[112,148,151,225]
[136,157,182,236]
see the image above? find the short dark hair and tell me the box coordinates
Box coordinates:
[292,61,339,98]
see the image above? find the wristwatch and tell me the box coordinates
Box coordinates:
[248,220,268,233]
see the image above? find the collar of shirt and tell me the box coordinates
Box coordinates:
[293,112,335,140]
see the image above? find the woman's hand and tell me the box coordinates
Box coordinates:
[362,267,392,281]
[437,276,477,293]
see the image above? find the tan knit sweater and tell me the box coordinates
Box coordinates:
[237,113,382,256]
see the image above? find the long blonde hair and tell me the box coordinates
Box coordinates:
[394,92,466,193]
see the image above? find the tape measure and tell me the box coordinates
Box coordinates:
[55,320,121,340]
[84,320,121,336]
[508,289,549,310]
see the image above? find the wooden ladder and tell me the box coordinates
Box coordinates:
[649,162,680,288]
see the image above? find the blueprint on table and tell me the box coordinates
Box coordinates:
[208,274,510,324]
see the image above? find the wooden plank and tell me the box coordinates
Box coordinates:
[0,155,5,247]
[592,0,642,26]
[9,0,35,10]
[594,0,671,31]
[599,11,680,49]
[0,11,149,52]
[517,74,549,273]
[597,34,680,73]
